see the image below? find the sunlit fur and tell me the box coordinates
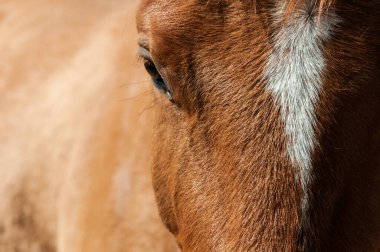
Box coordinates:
[138,0,380,251]
[266,1,339,237]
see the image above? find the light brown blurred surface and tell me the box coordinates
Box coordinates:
[0,0,177,251]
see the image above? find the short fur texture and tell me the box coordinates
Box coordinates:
[266,1,339,240]
[137,0,380,251]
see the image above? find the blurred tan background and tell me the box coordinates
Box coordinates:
[0,0,177,251]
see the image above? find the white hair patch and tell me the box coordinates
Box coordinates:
[265,3,339,226]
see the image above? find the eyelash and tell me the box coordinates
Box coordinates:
[142,58,173,101]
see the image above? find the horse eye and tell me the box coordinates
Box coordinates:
[143,58,173,101]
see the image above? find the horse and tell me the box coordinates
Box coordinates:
[137,0,380,250]
[0,0,177,251]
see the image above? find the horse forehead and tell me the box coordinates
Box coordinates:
[138,3,212,56]
[137,1,270,55]
[137,1,253,34]
[138,1,210,30]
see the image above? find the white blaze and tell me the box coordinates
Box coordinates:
[265,3,338,219]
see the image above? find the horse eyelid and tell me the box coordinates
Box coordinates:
[138,37,149,50]
[138,47,151,61]
[137,45,174,103]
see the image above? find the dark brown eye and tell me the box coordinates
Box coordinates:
[143,58,159,77]
[143,58,173,101]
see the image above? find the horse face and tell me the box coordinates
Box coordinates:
[137,1,301,250]
[137,0,380,249]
